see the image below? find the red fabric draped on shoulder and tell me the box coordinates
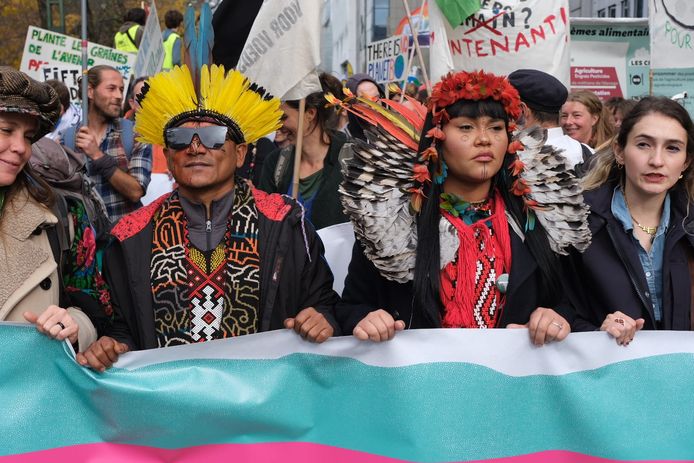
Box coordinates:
[111,193,170,242]
[251,187,292,222]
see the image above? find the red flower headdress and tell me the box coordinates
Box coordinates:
[410,70,524,213]
[428,70,521,123]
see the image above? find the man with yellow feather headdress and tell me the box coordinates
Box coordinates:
[77,65,340,371]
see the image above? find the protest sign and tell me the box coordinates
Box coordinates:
[652,69,694,113]
[366,35,409,84]
[570,16,694,115]
[430,0,569,85]
[237,0,322,100]
[2,325,694,461]
[133,0,165,78]
[648,0,694,113]
[570,18,650,99]
[394,2,431,47]
[649,0,694,70]
[20,26,135,102]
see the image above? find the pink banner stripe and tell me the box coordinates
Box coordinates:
[0,443,685,463]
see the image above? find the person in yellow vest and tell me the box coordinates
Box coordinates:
[162,10,183,71]
[114,8,146,53]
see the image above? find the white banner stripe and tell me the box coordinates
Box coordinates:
[114,329,694,376]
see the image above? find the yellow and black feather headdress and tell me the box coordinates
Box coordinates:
[135,64,282,146]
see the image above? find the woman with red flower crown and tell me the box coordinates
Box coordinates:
[333,70,590,345]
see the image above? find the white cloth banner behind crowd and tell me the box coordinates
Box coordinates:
[429,0,570,85]
[649,0,694,69]
[237,0,322,100]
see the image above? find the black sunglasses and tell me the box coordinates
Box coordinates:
[165,126,229,150]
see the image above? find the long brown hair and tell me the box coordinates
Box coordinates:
[284,72,344,144]
[565,90,615,148]
[1,166,54,222]
[583,96,694,202]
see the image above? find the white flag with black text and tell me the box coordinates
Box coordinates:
[237,0,322,100]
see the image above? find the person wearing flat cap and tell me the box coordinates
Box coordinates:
[0,66,97,349]
[508,69,588,169]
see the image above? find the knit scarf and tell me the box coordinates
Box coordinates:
[439,192,512,328]
[150,183,261,347]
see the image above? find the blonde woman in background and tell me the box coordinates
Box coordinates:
[561,90,615,150]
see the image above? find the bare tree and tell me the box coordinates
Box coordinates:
[4,0,192,68]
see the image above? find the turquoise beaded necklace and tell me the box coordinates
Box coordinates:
[439,192,492,225]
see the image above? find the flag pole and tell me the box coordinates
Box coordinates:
[80,0,88,126]
[291,98,306,199]
[402,0,432,96]
[401,0,426,95]
[401,33,416,95]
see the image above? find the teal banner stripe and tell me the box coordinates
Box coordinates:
[2,325,694,462]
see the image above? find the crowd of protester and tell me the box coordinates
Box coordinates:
[2,24,692,371]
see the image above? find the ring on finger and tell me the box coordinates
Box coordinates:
[550,321,563,330]
[57,322,66,330]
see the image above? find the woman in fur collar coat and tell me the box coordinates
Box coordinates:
[0,66,96,350]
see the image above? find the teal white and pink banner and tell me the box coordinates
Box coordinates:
[2,323,694,462]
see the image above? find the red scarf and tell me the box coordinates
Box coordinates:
[439,192,512,328]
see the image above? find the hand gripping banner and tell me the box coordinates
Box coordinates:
[1,323,694,462]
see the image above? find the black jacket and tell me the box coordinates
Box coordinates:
[336,222,574,334]
[569,182,694,331]
[258,132,348,230]
[103,187,340,350]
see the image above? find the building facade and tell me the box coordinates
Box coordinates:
[321,0,430,79]
[321,0,653,79]
[570,0,649,17]
[321,0,381,80]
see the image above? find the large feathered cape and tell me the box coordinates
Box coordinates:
[336,95,590,283]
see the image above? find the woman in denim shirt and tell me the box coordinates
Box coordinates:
[570,97,694,344]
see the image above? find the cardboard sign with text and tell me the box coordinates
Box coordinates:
[20,26,135,102]
[366,35,409,84]
[648,1,694,113]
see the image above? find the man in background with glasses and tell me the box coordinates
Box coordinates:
[77,65,340,371]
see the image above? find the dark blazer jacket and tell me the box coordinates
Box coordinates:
[336,220,574,335]
[569,182,694,331]
[103,187,340,350]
